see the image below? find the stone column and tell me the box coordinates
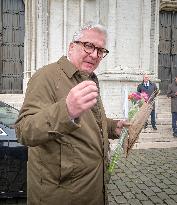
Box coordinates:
[23,0,49,92]
[150,0,160,77]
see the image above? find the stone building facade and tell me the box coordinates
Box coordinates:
[0,0,176,119]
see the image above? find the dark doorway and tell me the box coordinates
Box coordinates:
[158,11,177,94]
[0,0,25,94]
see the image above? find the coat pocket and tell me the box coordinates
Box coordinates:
[60,143,74,186]
[60,143,86,187]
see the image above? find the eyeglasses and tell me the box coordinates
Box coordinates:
[74,41,109,58]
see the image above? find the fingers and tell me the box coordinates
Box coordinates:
[115,120,131,136]
[116,120,131,128]
[71,81,98,98]
[115,127,122,136]
[70,81,98,104]
[82,97,97,110]
[80,85,98,98]
[81,91,98,103]
[122,122,132,127]
[76,80,97,91]
[66,81,99,119]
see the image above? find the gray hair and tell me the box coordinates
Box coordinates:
[72,21,107,43]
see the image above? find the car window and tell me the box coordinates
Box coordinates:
[0,101,19,127]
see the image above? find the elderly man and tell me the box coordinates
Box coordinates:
[167,75,177,137]
[137,74,158,130]
[15,22,129,205]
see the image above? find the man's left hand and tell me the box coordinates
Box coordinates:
[115,120,131,136]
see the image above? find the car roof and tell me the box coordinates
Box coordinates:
[0,101,19,127]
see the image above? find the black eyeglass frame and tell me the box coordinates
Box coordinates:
[74,41,109,58]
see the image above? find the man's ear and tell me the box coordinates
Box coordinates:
[68,43,72,55]
[68,42,74,54]
[69,42,74,49]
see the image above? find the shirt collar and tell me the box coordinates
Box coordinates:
[144,81,149,86]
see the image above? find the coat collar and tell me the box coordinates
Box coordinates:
[57,56,96,80]
[57,56,77,78]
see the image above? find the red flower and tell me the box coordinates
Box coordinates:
[140,92,149,102]
[128,91,148,106]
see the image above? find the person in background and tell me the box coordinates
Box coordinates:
[167,75,177,138]
[15,21,129,205]
[137,74,158,130]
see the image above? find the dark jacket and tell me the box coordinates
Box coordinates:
[15,56,118,205]
[137,81,157,110]
[167,80,177,113]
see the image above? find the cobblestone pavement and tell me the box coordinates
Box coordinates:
[108,148,177,205]
[1,148,177,205]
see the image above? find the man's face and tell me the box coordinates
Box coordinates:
[175,76,177,83]
[68,29,106,74]
[143,75,149,83]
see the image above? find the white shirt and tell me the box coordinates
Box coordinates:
[144,81,149,87]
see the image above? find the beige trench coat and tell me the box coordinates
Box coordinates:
[15,56,118,205]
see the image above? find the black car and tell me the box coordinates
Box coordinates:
[0,101,27,198]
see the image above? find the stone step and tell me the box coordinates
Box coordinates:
[157,121,171,125]
[146,115,171,125]
[157,106,171,111]
[155,95,171,124]
[157,112,171,116]
[110,124,177,151]
[134,140,177,149]
[156,114,171,122]
[133,124,177,149]
[157,114,171,120]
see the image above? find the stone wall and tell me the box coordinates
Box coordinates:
[99,0,160,118]
[0,0,160,118]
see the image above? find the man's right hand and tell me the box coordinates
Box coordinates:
[66,81,98,119]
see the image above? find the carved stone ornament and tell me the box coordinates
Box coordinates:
[160,0,177,11]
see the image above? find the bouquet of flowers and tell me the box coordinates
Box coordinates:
[108,90,159,174]
[128,92,148,119]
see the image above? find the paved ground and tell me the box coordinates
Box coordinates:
[5,148,176,205]
[1,124,177,205]
[108,124,177,205]
[108,148,177,205]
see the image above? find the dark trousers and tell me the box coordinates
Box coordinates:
[151,110,156,127]
[145,110,156,128]
[172,112,177,134]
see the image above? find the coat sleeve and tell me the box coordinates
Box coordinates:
[154,83,158,91]
[15,70,80,147]
[106,118,119,139]
[167,84,176,98]
[137,84,141,92]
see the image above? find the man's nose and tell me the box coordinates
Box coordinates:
[90,49,98,58]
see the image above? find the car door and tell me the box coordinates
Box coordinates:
[0,101,27,198]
